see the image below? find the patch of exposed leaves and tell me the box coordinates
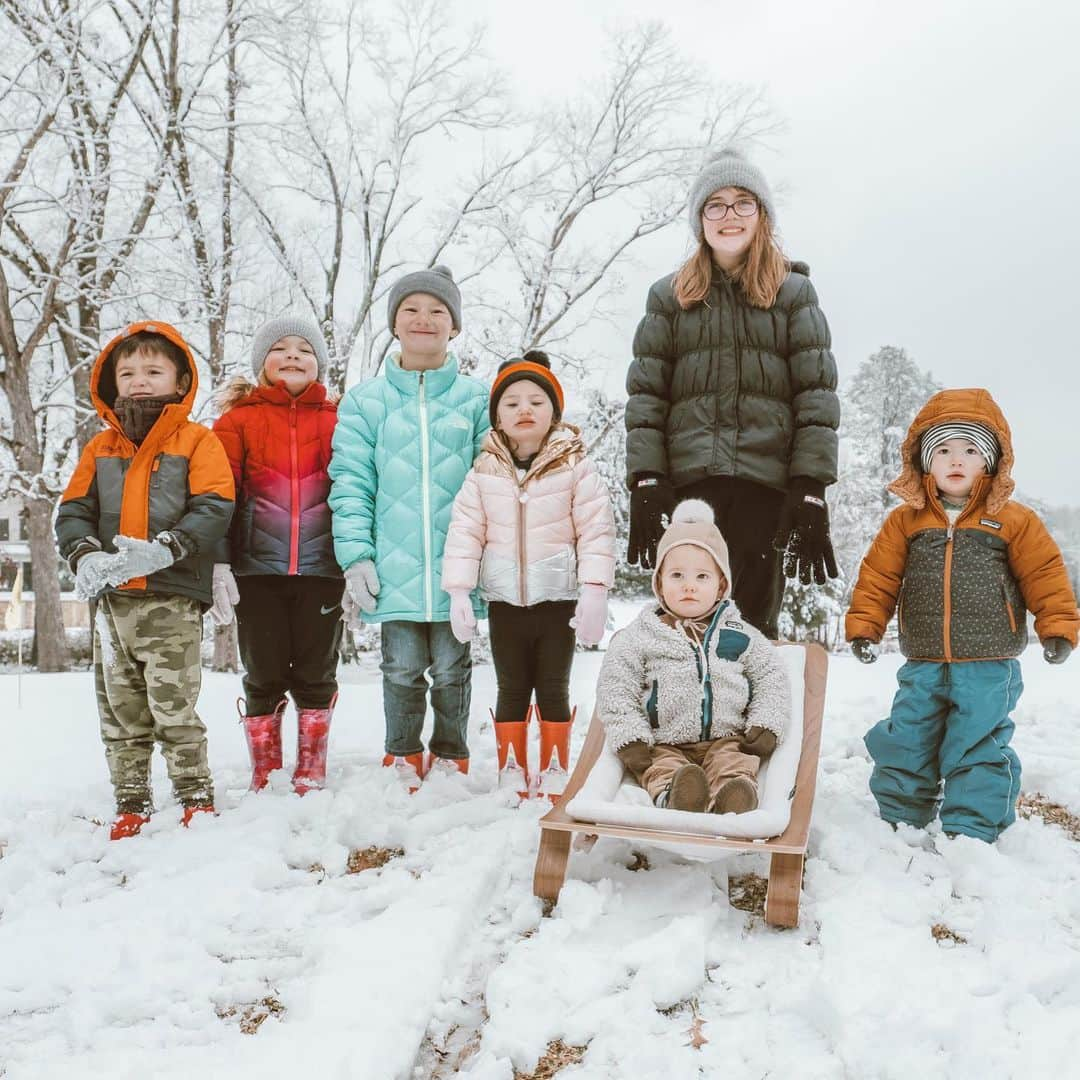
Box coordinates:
[514,1040,587,1079]
[930,923,968,945]
[625,850,650,872]
[216,995,285,1034]
[729,873,768,916]
[1017,793,1080,842]
[347,846,405,873]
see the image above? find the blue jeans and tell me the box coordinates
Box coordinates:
[380,621,472,759]
[864,659,1023,842]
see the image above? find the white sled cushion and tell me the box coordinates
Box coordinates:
[565,643,806,840]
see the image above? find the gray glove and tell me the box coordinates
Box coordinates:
[112,534,180,579]
[75,551,130,600]
[210,563,240,626]
[345,559,380,614]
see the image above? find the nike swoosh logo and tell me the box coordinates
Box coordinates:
[320,604,341,615]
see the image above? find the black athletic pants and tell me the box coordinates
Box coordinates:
[675,476,786,640]
[488,600,576,723]
[235,574,344,714]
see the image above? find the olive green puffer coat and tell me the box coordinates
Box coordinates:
[625,263,839,492]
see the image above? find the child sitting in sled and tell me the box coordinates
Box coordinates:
[596,500,790,813]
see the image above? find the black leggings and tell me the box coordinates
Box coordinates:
[675,476,786,639]
[488,600,576,723]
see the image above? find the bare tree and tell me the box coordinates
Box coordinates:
[471,23,775,371]
[233,0,513,390]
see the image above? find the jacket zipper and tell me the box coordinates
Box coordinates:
[288,400,300,575]
[943,522,954,661]
[419,372,434,620]
[517,485,528,606]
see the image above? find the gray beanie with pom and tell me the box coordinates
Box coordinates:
[250,315,330,382]
[387,264,462,334]
[687,147,777,241]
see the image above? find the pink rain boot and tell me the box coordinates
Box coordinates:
[240,698,286,791]
[293,693,337,795]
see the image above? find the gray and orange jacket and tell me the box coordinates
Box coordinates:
[846,388,1079,661]
[55,321,235,607]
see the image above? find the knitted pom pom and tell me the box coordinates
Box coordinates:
[671,498,715,525]
[521,349,551,369]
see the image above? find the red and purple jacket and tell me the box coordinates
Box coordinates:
[214,382,342,578]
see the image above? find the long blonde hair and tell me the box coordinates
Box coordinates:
[672,207,788,311]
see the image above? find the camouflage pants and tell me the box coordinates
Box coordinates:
[94,592,213,813]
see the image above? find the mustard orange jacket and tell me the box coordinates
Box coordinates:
[55,321,235,606]
[845,388,1078,660]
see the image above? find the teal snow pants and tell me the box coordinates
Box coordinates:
[864,659,1023,842]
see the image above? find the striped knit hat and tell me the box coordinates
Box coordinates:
[920,421,1000,474]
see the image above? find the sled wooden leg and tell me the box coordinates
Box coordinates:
[533,828,572,906]
[765,852,804,929]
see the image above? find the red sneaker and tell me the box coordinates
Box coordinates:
[109,813,150,841]
[181,805,215,827]
[382,752,425,793]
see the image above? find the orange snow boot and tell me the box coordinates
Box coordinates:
[109,812,150,840]
[536,707,575,804]
[181,805,215,827]
[493,707,530,799]
[424,752,470,777]
[382,752,426,793]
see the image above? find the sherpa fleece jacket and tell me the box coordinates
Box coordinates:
[597,599,790,752]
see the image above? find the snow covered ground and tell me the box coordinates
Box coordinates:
[2,604,1079,1080]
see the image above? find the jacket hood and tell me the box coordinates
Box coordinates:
[889,388,1015,513]
[91,321,198,443]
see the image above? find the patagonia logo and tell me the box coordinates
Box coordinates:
[979,518,1002,530]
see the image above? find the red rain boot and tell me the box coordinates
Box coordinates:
[382,752,426,793]
[536,707,575,804]
[239,697,286,791]
[493,707,529,799]
[293,694,337,795]
[109,812,150,840]
[424,752,470,777]
[181,804,215,827]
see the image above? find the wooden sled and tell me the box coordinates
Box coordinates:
[533,642,828,929]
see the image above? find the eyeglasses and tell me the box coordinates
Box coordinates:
[702,197,759,221]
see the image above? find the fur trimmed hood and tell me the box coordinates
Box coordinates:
[888,388,1015,514]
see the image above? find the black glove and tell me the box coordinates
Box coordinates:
[772,476,839,586]
[851,638,879,664]
[627,475,675,570]
[737,725,777,758]
[1043,637,1072,665]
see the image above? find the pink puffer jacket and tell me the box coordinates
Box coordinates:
[442,425,616,606]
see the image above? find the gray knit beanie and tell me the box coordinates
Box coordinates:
[386,265,462,334]
[250,315,330,382]
[687,147,777,241]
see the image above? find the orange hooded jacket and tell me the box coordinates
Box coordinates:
[845,388,1078,661]
[55,321,235,606]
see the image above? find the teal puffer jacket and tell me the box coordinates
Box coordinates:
[329,353,489,623]
[625,263,839,491]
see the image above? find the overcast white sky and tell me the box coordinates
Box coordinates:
[467,0,1080,505]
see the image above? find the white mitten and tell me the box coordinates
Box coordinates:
[570,584,608,646]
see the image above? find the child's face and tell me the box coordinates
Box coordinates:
[928,437,987,500]
[263,335,318,396]
[114,348,182,399]
[659,545,725,619]
[393,292,456,367]
[701,186,760,270]
[496,379,554,456]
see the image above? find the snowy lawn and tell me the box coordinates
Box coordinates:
[2,609,1079,1079]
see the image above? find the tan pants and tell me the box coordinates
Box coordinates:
[642,738,759,807]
